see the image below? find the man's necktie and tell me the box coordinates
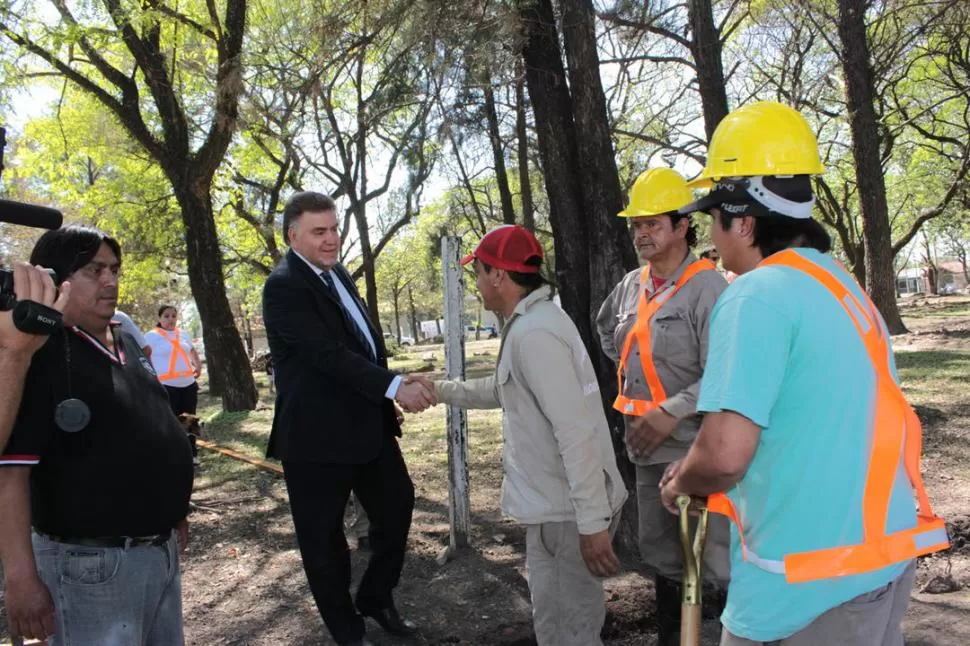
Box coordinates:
[321,270,376,360]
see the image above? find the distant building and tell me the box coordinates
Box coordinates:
[897,260,969,296]
[897,268,924,296]
[420,318,444,339]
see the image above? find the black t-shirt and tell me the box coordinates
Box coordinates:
[0,325,194,537]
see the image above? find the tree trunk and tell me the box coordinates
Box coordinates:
[520,0,638,552]
[515,67,536,232]
[347,194,383,336]
[11,0,255,409]
[814,178,867,287]
[559,0,639,383]
[837,0,907,333]
[408,286,419,342]
[357,223,382,334]
[393,286,402,342]
[922,236,939,295]
[851,254,867,289]
[241,306,255,358]
[172,183,258,410]
[688,0,730,140]
[517,0,592,353]
[482,67,517,225]
[559,0,641,552]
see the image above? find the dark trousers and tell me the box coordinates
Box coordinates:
[164,382,199,416]
[283,437,415,645]
[165,382,200,458]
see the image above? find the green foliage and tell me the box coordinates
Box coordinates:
[6,90,183,303]
[2,0,967,329]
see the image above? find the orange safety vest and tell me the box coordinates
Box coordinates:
[153,328,195,382]
[707,250,949,584]
[613,259,717,416]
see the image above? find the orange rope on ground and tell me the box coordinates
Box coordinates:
[195,439,283,476]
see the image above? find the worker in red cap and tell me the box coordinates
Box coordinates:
[411,225,628,646]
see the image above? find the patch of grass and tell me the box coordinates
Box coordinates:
[193,365,506,495]
[401,405,504,474]
[901,297,970,321]
[205,409,275,454]
[388,340,500,380]
[192,442,270,497]
[196,384,275,455]
[896,349,970,380]
[388,357,429,372]
[896,348,970,408]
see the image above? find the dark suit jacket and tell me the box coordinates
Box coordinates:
[262,250,400,463]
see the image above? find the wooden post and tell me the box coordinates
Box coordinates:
[442,236,470,549]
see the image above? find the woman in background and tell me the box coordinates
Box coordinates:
[146,305,204,465]
[146,305,203,416]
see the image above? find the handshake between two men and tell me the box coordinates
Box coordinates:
[393,374,438,414]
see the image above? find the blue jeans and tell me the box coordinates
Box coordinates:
[32,531,184,646]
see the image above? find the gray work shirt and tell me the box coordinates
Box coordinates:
[596,252,727,464]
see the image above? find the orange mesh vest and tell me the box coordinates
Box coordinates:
[613,259,717,416]
[154,328,195,382]
[707,250,949,583]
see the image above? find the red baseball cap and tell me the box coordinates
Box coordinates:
[460,225,544,274]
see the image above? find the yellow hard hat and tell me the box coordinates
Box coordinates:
[687,101,826,188]
[618,168,693,217]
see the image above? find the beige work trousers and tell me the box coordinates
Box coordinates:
[719,561,916,646]
[525,520,608,646]
[637,463,731,585]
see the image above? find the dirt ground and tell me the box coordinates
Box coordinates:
[3,297,970,646]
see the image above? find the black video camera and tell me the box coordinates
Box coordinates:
[0,126,65,333]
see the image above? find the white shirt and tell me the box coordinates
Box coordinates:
[111,310,148,349]
[145,326,196,388]
[292,251,401,399]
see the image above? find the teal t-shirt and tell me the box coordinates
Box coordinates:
[697,248,916,641]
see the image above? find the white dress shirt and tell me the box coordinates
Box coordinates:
[293,251,401,399]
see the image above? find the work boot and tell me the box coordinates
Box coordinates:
[654,575,682,646]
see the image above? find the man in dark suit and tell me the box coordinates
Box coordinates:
[262,191,435,646]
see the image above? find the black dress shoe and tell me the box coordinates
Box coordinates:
[359,603,418,637]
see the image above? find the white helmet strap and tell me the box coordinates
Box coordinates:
[745,176,815,220]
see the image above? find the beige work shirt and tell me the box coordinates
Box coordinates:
[436,286,627,535]
[596,252,727,465]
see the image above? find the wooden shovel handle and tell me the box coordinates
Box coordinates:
[680,602,702,646]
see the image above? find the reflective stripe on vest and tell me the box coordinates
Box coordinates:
[707,250,949,584]
[154,328,195,382]
[613,259,717,416]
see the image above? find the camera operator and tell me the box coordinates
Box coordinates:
[0,263,70,450]
[0,226,194,645]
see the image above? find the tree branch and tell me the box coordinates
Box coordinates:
[600,54,694,67]
[613,127,706,164]
[154,4,217,40]
[0,21,164,159]
[103,0,189,156]
[892,154,970,255]
[194,0,247,178]
[598,8,692,50]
